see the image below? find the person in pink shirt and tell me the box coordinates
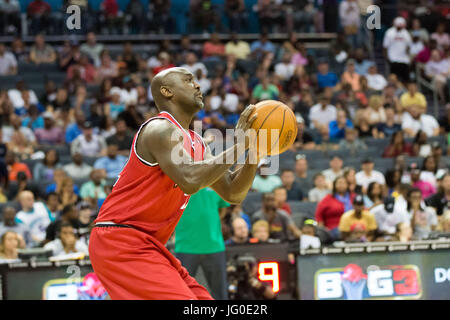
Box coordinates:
[410,166,436,200]
[202,33,225,58]
[431,23,450,50]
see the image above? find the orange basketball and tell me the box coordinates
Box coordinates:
[249,100,298,157]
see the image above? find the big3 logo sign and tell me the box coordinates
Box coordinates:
[314,264,422,300]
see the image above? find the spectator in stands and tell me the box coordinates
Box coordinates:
[413,130,433,158]
[438,103,450,134]
[0,231,22,263]
[315,176,355,240]
[274,53,296,82]
[252,192,302,241]
[225,0,246,33]
[5,151,31,182]
[251,76,279,103]
[424,49,449,103]
[96,50,118,84]
[180,52,208,79]
[210,86,239,113]
[281,168,305,201]
[45,204,81,242]
[339,194,377,242]
[366,64,387,92]
[34,112,64,145]
[376,105,401,138]
[67,54,97,84]
[329,109,353,142]
[308,173,331,203]
[106,119,133,156]
[125,0,145,34]
[10,37,26,62]
[315,60,338,89]
[225,217,249,245]
[251,159,282,193]
[0,0,20,35]
[33,149,61,183]
[65,111,85,144]
[57,177,79,210]
[203,33,226,59]
[309,93,337,130]
[415,39,438,64]
[6,170,41,201]
[71,121,107,157]
[431,22,450,50]
[364,182,383,209]
[355,159,386,192]
[94,144,127,179]
[79,169,107,205]
[409,163,436,200]
[353,48,372,76]
[100,0,123,34]
[341,59,360,92]
[0,206,27,240]
[251,220,271,243]
[400,81,427,113]
[407,188,438,239]
[250,33,276,61]
[117,41,140,74]
[426,173,450,217]
[225,33,251,60]
[339,0,361,49]
[366,95,386,126]
[383,131,415,158]
[292,115,316,151]
[294,155,314,194]
[174,187,230,300]
[0,43,17,76]
[16,190,54,246]
[402,105,440,138]
[410,18,429,43]
[80,32,104,67]
[27,0,51,35]
[62,152,93,181]
[44,222,89,257]
[29,34,56,65]
[383,17,412,82]
[339,128,367,153]
[273,186,291,215]
[45,192,60,218]
[3,114,37,148]
[371,196,410,236]
[322,156,344,188]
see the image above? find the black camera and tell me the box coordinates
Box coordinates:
[227,254,258,300]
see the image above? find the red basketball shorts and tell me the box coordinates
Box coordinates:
[88,225,213,300]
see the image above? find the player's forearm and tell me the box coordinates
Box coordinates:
[180,142,247,194]
[223,157,258,203]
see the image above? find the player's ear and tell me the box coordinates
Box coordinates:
[160,86,173,99]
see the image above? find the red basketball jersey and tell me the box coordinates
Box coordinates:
[95,111,206,245]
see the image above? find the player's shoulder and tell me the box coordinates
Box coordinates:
[140,118,180,142]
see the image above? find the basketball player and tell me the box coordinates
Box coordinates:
[88,67,259,300]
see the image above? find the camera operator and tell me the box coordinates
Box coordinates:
[227,256,277,300]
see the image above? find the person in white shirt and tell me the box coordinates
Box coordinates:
[355,159,386,192]
[366,63,387,91]
[71,121,107,157]
[0,43,17,75]
[7,82,39,109]
[180,52,208,79]
[210,87,239,113]
[321,156,344,188]
[339,0,361,48]
[15,191,54,246]
[424,49,450,103]
[2,113,36,144]
[274,53,296,81]
[383,17,412,82]
[371,196,410,235]
[401,105,440,138]
[44,222,89,257]
[309,95,337,130]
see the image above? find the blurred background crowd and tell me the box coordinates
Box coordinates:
[0,0,449,300]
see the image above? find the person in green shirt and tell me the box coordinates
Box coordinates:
[251,77,279,103]
[175,187,230,300]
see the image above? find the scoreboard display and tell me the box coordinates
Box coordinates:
[296,240,450,300]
